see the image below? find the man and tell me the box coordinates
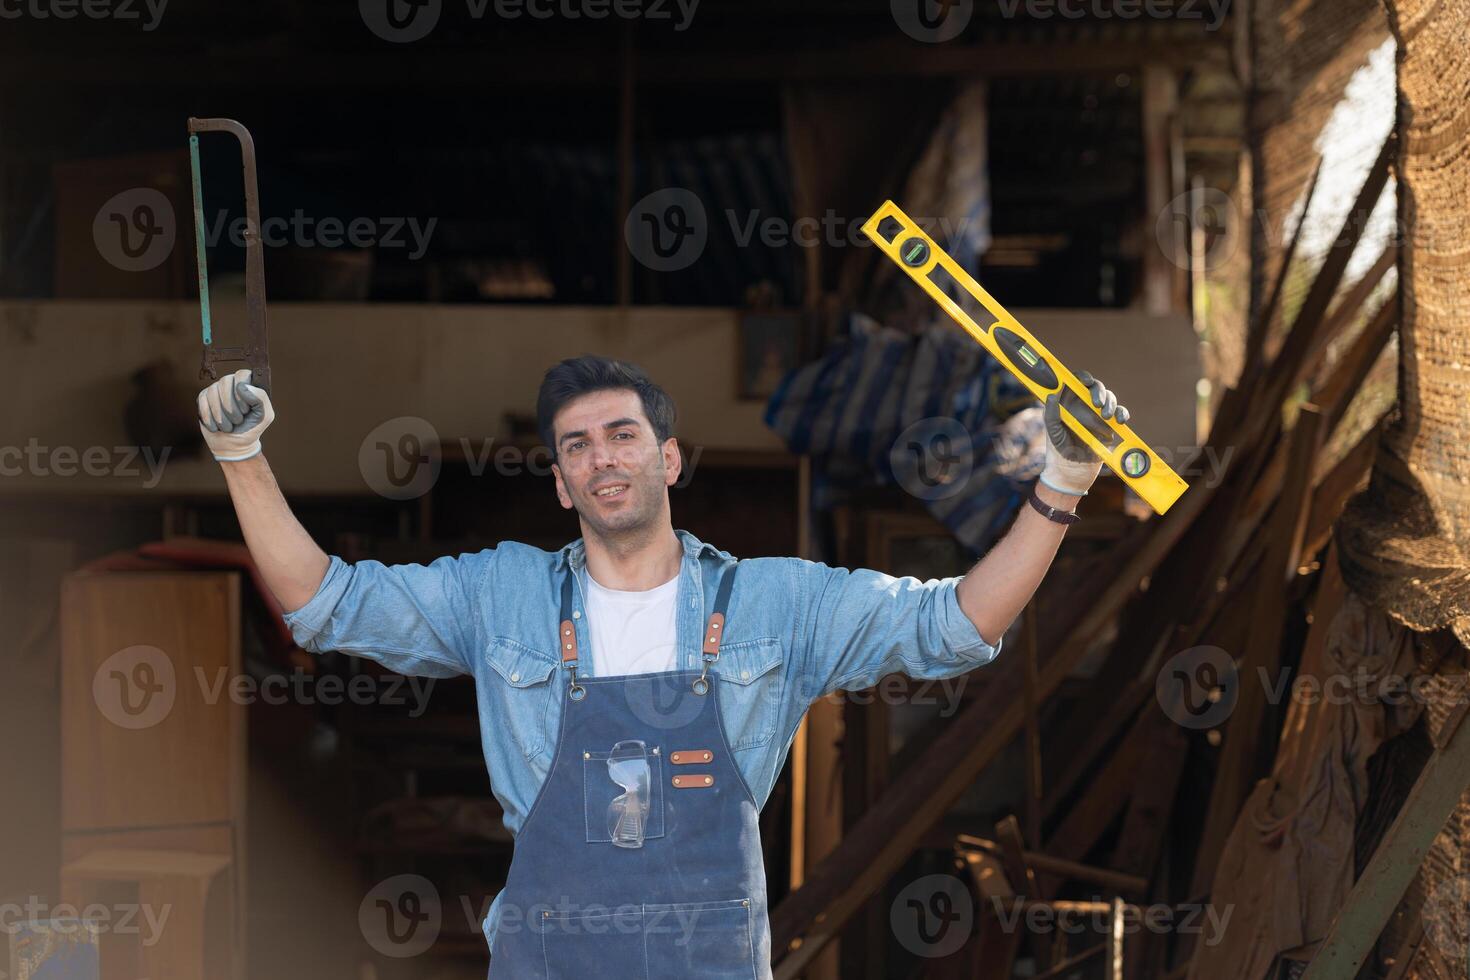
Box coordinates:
[197,354,1127,979]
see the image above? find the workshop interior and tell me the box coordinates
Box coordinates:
[2,0,1464,977]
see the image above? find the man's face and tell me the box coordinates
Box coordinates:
[550,389,681,538]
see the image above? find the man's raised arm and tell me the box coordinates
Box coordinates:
[198,368,328,612]
[197,369,481,678]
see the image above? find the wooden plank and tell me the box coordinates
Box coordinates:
[1302,425,1378,561]
[771,464,1219,977]
[1034,943,1105,980]
[1041,717,1151,893]
[1302,246,1398,384]
[1300,704,1470,979]
[954,837,1148,894]
[768,217,1386,964]
[960,851,1024,980]
[1107,897,1126,980]
[1316,299,1397,433]
[1241,158,1324,380]
[1188,407,1325,899]
[1142,64,1183,316]
[1,38,1230,88]
[1022,603,1045,851]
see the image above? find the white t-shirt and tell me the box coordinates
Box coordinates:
[584,572,680,676]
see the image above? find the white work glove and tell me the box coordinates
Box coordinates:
[197,369,275,462]
[1040,371,1130,496]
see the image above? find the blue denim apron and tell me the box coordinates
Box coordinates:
[488,564,773,979]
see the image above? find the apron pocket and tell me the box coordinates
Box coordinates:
[645,898,757,980]
[584,748,667,843]
[540,906,645,980]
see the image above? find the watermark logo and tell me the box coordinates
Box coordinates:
[993,0,1230,30]
[0,440,172,486]
[1156,186,1239,271]
[360,875,442,957]
[624,673,708,732]
[0,0,168,30]
[361,0,698,42]
[93,189,175,273]
[891,874,973,958]
[0,899,171,945]
[891,0,973,42]
[93,188,437,272]
[987,898,1232,945]
[891,418,974,501]
[360,416,443,500]
[93,645,176,730]
[360,0,442,41]
[1156,645,1237,730]
[625,188,708,272]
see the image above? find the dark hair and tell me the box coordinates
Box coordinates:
[536,355,677,456]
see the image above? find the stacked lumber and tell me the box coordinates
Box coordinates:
[768,136,1399,979]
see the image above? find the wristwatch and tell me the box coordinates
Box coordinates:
[1027,485,1081,525]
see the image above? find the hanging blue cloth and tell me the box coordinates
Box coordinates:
[764,313,1044,558]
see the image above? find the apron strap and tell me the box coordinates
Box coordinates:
[559,572,585,700]
[696,563,739,694]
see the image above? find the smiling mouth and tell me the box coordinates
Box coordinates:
[593,484,630,499]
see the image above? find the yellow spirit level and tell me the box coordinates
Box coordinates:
[863,201,1189,514]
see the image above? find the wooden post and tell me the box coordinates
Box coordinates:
[1142,64,1182,316]
[616,25,634,308]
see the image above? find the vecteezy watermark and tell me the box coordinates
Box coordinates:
[93,646,436,730]
[891,418,976,502]
[360,875,443,958]
[196,209,437,260]
[1156,645,1470,730]
[94,645,177,730]
[624,188,709,273]
[624,190,983,273]
[891,0,974,43]
[1156,646,1238,731]
[0,899,171,946]
[891,875,974,958]
[0,0,168,30]
[92,188,437,273]
[360,417,443,501]
[358,416,704,500]
[359,0,698,43]
[0,439,171,487]
[362,886,732,958]
[986,898,1232,946]
[93,188,176,273]
[994,0,1230,30]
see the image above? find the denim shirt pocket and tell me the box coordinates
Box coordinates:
[711,637,784,751]
[483,637,560,764]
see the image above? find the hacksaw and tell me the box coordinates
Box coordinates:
[188,117,272,393]
[862,201,1188,514]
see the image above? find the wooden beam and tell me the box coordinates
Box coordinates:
[770,464,1218,978]
[1301,425,1379,561]
[1300,702,1470,979]
[766,196,1388,961]
[1188,406,1325,899]
[1316,300,1397,434]
[954,837,1148,894]
[1141,64,1182,316]
[0,38,1231,87]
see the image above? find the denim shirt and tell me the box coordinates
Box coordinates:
[280,528,1000,951]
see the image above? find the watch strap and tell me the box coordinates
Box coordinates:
[1027,486,1081,525]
